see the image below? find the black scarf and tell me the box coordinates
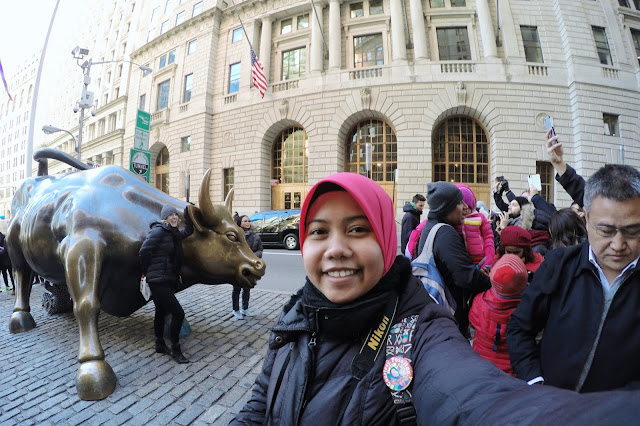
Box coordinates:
[301,256,412,341]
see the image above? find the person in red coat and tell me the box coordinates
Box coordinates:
[469,254,528,376]
[496,225,544,280]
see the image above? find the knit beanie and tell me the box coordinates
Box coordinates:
[455,184,476,210]
[160,205,179,220]
[514,196,530,208]
[427,182,463,216]
[500,226,531,247]
[490,254,528,297]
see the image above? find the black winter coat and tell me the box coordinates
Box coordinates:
[507,242,640,392]
[556,164,586,208]
[400,203,421,254]
[244,229,263,258]
[139,219,193,286]
[416,215,491,334]
[231,256,640,425]
[0,232,11,269]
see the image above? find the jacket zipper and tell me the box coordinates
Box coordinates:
[296,309,319,425]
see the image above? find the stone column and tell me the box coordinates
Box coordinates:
[409,0,428,60]
[390,0,407,62]
[259,17,273,82]
[311,3,324,73]
[499,0,519,60]
[476,0,497,58]
[328,0,342,70]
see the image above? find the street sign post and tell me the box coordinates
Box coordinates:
[130,148,151,182]
[134,109,150,151]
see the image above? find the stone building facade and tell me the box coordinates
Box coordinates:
[34,0,640,220]
[123,0,640,218]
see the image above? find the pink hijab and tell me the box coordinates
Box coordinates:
[300,173,397,275]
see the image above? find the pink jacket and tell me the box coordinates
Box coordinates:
[455,212,494,268]
[405,221,426,259]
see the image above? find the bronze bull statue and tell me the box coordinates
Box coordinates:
[7,148,265,400]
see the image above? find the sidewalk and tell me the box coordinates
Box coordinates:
[0,282,292,425]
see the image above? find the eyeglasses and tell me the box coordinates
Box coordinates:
[587,221,640,239]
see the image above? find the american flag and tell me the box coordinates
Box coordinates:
[0,59,13,101]
[251,48,267,98]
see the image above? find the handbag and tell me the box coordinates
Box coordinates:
[140,275,151,301]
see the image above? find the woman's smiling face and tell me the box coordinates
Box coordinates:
[302,191,385,304]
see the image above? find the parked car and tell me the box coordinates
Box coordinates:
[249,209,301,250]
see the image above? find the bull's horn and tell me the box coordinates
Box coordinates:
[198,168,216,224]
[224,188,234,214]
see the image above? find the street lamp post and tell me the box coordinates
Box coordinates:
[42,125,78,151]
[71,48,152,161]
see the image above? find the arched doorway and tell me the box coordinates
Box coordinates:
[155,146,170,194]
[432,116,490,204]
[271,127,308,210]
[345,119,398,203]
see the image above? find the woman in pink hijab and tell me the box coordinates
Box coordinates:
[231,173,640,426]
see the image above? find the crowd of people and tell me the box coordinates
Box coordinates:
[231,129,640,424]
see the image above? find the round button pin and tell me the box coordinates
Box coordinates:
[383,356,413,391]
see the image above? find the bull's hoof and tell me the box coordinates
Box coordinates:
[9,311,36,334]
[76,360,117,400]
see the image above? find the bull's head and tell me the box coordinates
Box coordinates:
[182,169,265,287]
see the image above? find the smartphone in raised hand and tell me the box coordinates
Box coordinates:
[544,116,558,145]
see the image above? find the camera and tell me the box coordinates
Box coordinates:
[90,109,96,117]
[73,106,79,113]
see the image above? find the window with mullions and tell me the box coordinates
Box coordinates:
[229,63,241,94]
[272,128,308,184]
[350,2,364,18]
[223,168,234,199]
[631,29,640,67]
[232,28,243,43]
[183,73,193,102]
[282,47,306,80]
[521,26,543,63]
[156,79,170,110]
[432,116,489,185]
[354,34,383,67]
[592,26,613,65]
[345,120,397,182]
[536,161,554,204]
[437,27,471,60]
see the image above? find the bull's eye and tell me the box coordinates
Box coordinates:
[226,233,238,242]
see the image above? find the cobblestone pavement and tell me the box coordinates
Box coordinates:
[0,283,293,425]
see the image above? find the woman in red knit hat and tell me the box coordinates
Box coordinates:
[496,225,544,279]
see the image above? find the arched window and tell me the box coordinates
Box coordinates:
[345,119,397,200]
[432,116,489,201]
[346,119,397,182]
[271,127,308,209]
[155,146,170,194]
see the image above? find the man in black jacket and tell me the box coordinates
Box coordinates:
[400,194,425,254]
[416,182,490,338]
[508,164,640,392]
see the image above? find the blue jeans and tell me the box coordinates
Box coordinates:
[232,286,250,311]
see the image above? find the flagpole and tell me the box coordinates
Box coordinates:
[26,0,61,178]
[228,0,256,53]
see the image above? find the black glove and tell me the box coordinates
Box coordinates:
[500,178,510,194]
[183,205,191,224]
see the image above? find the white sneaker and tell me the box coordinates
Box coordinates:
[232,310,244,320]
[240,309,252,317]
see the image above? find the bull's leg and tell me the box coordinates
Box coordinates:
[65,235,116,401]
[9,267,36,333]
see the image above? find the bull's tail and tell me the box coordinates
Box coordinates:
[34,148,92,176]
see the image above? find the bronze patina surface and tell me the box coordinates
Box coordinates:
[6,148,265,400]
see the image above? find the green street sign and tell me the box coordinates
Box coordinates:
[130,148,151,182]
[134,109,151,151]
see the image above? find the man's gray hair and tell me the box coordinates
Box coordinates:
[583,164,640,212]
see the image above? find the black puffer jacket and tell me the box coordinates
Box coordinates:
[401,203,421,253]
[231,256,640,425]
[244,229,263,258]
[139,217,193,286]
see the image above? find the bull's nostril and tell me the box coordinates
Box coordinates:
[242,269,251,276]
